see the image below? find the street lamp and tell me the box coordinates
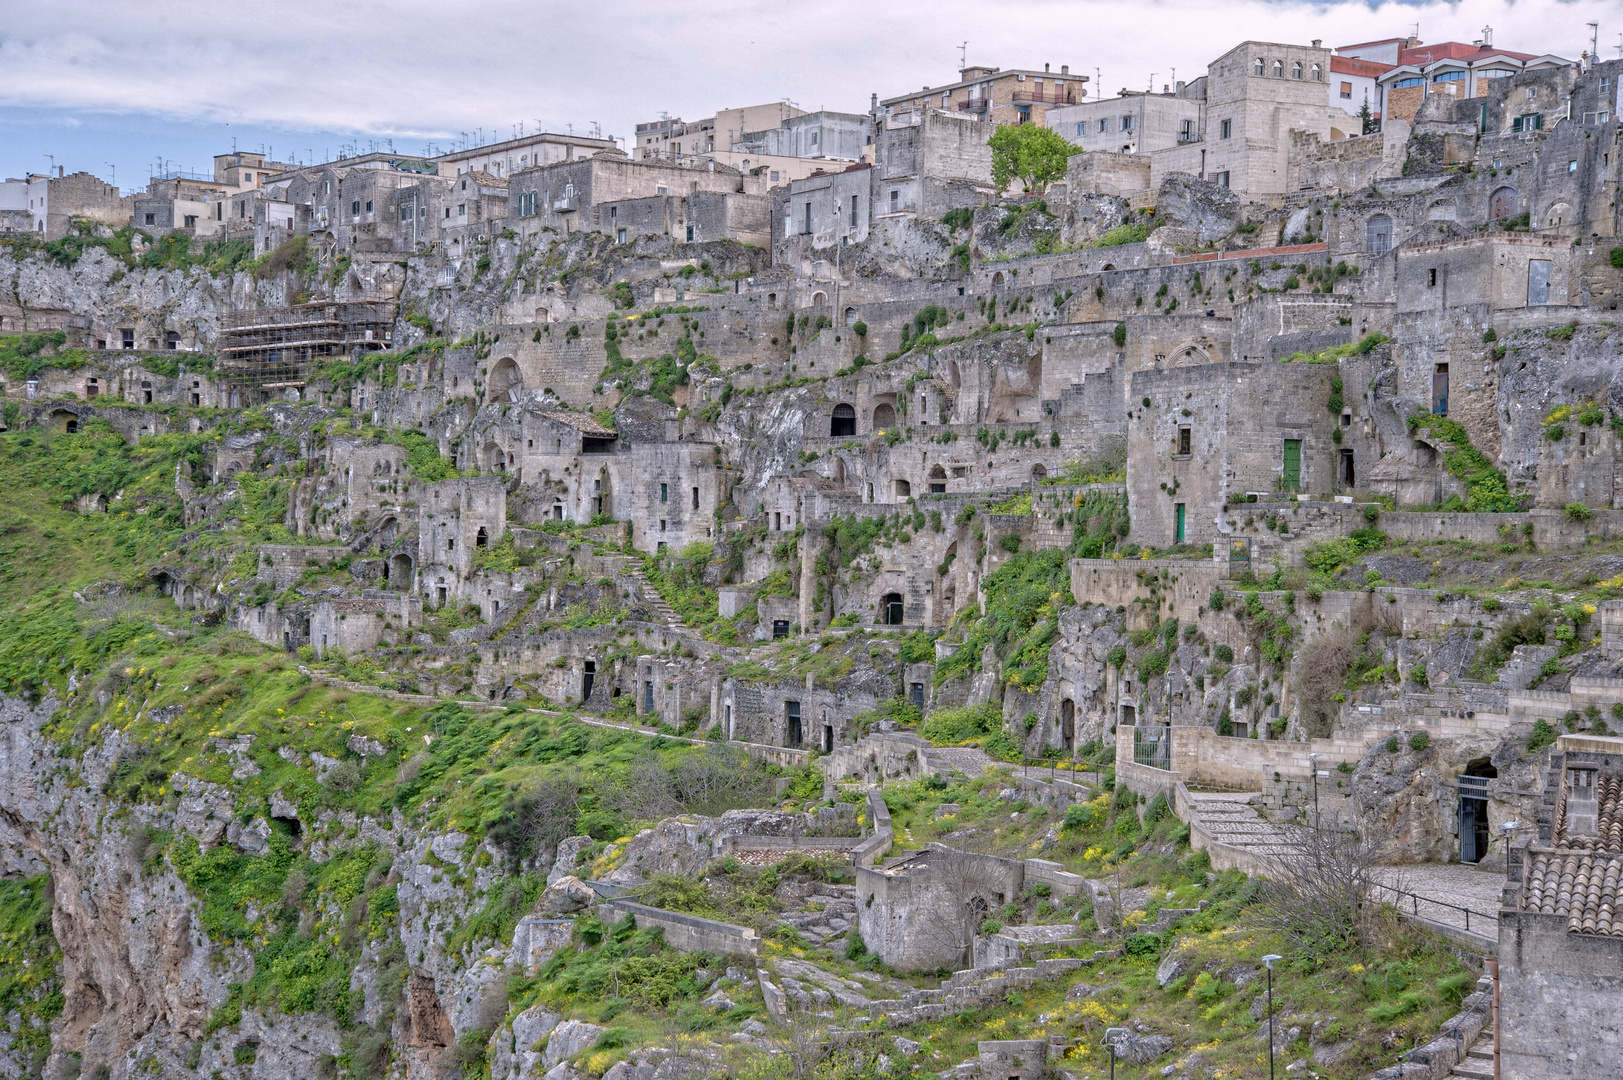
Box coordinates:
[1308,753,1322,830]
[1103,1027,1128,1080]
[1262,954,1283,1080]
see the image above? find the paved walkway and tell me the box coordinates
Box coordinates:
[1375,863,1504,944]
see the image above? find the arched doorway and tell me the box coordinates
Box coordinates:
[811,291,827,306]
[893,479,911,498]
[845,307,857,326]
[873,402,896,429]
[1489,188,1518,221]
[830,403,856,437]
[389,553,413,588]
[1031,463,1047,480]
[928,465,947,494]
[475,527,489,548]
[991,271,1005,288]
[881,592,904,625]
[488,357,524,403]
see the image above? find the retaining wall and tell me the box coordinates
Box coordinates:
[595,900,760,958]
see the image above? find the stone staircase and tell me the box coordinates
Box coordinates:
[624,566,683,629]
[1183,791,1299,859]
[863,952,1117,1027]
[1447,1029,1495,1080]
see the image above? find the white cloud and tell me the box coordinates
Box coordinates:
[0,0,1614,151]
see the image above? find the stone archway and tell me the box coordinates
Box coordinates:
[873,402,896,429]
[488,357,524,403]
[831,403,856,437]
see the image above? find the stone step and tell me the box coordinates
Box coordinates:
[1447,1063,1493,1080]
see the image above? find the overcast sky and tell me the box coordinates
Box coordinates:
[1,0,1617,192]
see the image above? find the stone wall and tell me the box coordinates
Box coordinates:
[595,900,760,958]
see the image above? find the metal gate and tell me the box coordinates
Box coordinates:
[1458,774,1490,863]
[1134,726,1172,770]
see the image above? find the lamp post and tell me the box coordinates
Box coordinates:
[1103,1027,1127,1080]
[1262,954,1283,1080]
[1308,752,1322,831]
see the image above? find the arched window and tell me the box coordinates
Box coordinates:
[1292,61,1303,80]
[1311,64,1322,81]
[882,592,904,625]
[1273,60,1284,78]
[830,403,856,437]
[928,465,947,494]
[1253,58,1265,76]
[475,527,489,547]
[845,307,857,326]
[991,271,1005,287]
[1366,214,1392,255]
[873,402,896,429]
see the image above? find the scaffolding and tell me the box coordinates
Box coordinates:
[216,301,396,386]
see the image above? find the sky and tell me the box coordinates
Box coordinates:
[2,0,1621,193]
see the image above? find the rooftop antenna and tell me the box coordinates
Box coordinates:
[44,154,55,177]
[1096,67,1102,101]
[1589,22,1599,66]
[105,162,115,189]
[1148,72,1157,92]
[1482,25,1493,49]
[1616,32,1623,57]
[959,41,968,69]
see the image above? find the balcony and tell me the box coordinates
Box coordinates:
[956,99,991,112]
[1009,88,1079,105]
[552,195,578,213]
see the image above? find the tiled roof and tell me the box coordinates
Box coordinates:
[1522,850,1623,936]
[1556,770,1623,852]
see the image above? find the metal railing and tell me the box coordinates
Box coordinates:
[1009,88,1080,105]
[1371,881,1498,936]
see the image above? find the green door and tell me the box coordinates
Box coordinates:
[1174,503,1186,544]
[1283,439,1302,491]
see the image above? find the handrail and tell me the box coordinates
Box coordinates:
[1370,881,1498,935]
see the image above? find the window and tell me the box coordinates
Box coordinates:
[1433,70,1465,83]
[769,171,779,182]
[1292,62,1303,80]
[685,224,694,242]
[803,202,812,235]
[352,200,360,214]
[850,194,858,227]
[1569,160,1579,173]
[1179,119,1194,141]
[1428,268,1437,287]
[692,487,699,510]
[1273,60,1284,78]
[655,184,668,195]
[1220,119,1232,140]
[1097,118,1108,133]
[365,200,372,212]
[144,213,155,225]
[1395,77,1423,89]
[773,620,790,639]
[183,215,197,228]
[1340,81,1353,99]
[1311,64,1322,81]
[1511,113,1542,132]
[401,205,412,222]
[1253,58,1265,76]
[617,228,626,244]
[1216,171,1230,188]
[457,203,466,216]
[1177,427,1191,455]
[1119,115,1134,131]
[889,189,899,211]
[660,483,668,503]
[1076,122,1085,137]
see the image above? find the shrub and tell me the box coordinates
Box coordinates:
[1385,735,1401,753]
[1113,323,1127,347]
[852,320,867,337]
[1408,731,1430,752]
[1526,718,1557,753]
[1482,327,1498,342]
[1213,644,1234,663]
[1565,502,1593,522]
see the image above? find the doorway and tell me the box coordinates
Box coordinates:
[786,700,802,748]
[1458,758,1497,863]
[1282,439,1302,491]
[1061,699,1075,747]
[882,592,904,625]
[1339,448,1355,488]
[582,660,595,703]
[1432,364,1449,416]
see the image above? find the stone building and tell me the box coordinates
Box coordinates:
[871,108,997,221]
[418,478,507,607]
[1047,85,1206,155]
[773,164,873,257]
[1126,359,1337,548]
[878,62,1088,129]
[1498,733,1623,1079]
[0,170,131,239]
[508,154,765,240]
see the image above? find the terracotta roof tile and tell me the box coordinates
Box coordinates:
[1523,850,1623,936]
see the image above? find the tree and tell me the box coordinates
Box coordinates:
[988,124,1075,193]
[1358,96,1378,136]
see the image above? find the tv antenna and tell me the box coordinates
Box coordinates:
[959,41,968,69]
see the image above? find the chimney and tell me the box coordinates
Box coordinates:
[1312,39,1321,49]
[1061,65,1069,75]
[1045,62,1051,72]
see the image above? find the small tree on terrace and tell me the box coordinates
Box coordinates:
[989,123,1074,193]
